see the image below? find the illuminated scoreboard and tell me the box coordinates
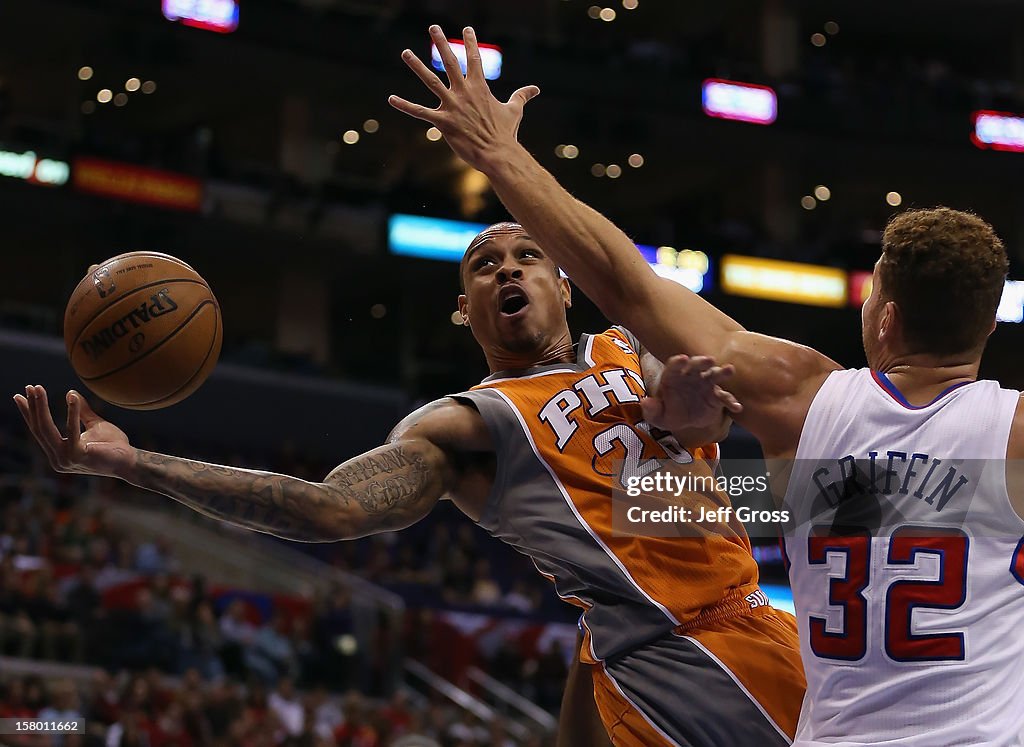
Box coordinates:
[162,0,239,33]
[972,110,1024,153]
[637,245,711,294]
[387,215,710,292]
[702,79,777,125]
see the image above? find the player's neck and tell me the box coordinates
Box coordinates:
[485,333,576,373]
[874,352,981,403]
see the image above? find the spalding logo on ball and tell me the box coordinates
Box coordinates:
[64,251,222,410]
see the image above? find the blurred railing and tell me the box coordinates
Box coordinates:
[404,659,539,744]
[467,666,558,735]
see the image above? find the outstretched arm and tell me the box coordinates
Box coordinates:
[389,26,841,451]
[13,386,480,542]
[132,440,441,541]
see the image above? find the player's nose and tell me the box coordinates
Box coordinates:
[496,266,524,283]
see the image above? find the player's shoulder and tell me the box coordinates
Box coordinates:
[722,331,841,406]
[721,333,842,457]
[595,326,643,361]
[1005,392,1024,459]
[388,397,492,452]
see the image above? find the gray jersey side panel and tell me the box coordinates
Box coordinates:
[452,388,677,659]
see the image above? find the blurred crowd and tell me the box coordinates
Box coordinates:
[0,477,350,689]
[0,669,536,747]
[0,424,570,744]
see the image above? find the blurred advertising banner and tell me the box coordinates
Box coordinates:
[849,267,1023,324]
[0,146,69,187]
[848,270,873,307]
[72,157,203,211]
[721,254,847,307]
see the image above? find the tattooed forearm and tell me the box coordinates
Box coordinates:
[324,446,431,514]
[128,440,446,542]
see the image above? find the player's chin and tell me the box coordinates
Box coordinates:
[495,311,530,333]
[498,327,542,353]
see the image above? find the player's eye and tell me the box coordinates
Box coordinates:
[473,256,495,271]
[521,249,540,259]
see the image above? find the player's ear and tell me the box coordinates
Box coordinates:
[559,278,572,309]
[879,301,898,343]
[457,294,471,326]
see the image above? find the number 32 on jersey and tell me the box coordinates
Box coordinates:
[806,526,971,663]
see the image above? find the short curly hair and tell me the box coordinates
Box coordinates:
[879,207,1008,355]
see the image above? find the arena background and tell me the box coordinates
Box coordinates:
[1,1,1023,744]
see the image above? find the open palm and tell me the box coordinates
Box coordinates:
[13,385,135,479]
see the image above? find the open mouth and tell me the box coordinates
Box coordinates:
[499,284,532,317]
[498,286,530,317]
[501,295,528,315]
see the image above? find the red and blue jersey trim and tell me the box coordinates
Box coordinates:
[870,370,972,410]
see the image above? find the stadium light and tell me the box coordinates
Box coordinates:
[972,110,1024,153]
[0,149,70,187]
[702,79,777,125]
[163,0,239,33]
[996,280,1024,323]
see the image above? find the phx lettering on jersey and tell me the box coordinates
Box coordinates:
[80,288,178,361]
[539,367,645,450]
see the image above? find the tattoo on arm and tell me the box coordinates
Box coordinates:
[132,441,442,542]
[322,446,431,514]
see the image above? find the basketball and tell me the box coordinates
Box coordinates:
[63,251,222,410]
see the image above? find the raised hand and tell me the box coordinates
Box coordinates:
[641,356,743,444]
[13,385,136,479]
[388,25,540,169]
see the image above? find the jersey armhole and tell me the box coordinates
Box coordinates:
[448,391,512,529]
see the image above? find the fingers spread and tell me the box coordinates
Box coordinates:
[73,391,103,428]
[13,394,33,433]
[462,26,485,83]
[388,95,442,124]
[66,391,82,440]
[703,365,735,383]
[401,48,452,104]
[667,355,698,374]
[685,356,716,374]
[662,354,711,383]
[713,385,744,413]
[22,387,60,466]
[507,85,541,110]
[429,25,465,86]
[34,387,66,448]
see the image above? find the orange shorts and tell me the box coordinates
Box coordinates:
[592,606,806,746]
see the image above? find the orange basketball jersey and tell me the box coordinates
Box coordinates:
[454,328,761,663]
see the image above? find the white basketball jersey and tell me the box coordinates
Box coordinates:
[785,368,1024,747]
